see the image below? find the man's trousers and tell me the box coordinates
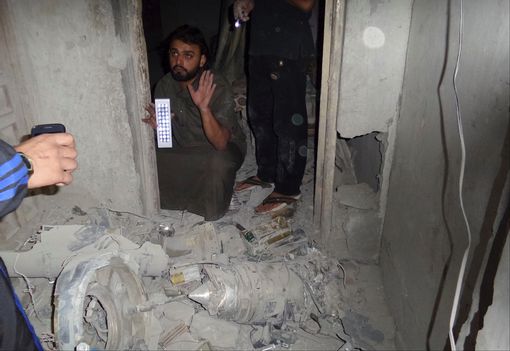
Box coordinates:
[156,143,244,221]
[247,55,308,196]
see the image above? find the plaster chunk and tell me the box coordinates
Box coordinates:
[337,183,378,210]
[345,208,381,261]
[190,311,244,349]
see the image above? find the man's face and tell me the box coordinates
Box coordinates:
[169,39,206,82]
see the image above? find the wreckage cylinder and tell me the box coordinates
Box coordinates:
[189,262,307,324]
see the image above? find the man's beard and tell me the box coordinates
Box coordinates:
[170,65,200,82]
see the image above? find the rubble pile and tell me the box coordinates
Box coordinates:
[4,215,362,350]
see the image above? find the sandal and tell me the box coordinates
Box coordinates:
[255,193,301,214]
[235,176,273,193]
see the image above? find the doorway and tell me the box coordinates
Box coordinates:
[141,0,325,221]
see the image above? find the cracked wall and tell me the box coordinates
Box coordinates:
[327,0,413,262]
[380,0,509,349]
[4,0,149,214]
[338,0,412,138]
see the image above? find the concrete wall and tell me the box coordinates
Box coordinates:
[338,0,412,138]
[476,237,510,350]
[380,0,509,349]
[328,0,412,262]
[5,0,154,213]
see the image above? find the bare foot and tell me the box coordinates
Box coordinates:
[255,192,300,213]
[235,176,272,192]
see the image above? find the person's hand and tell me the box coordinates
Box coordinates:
[187,70,216,113]
[233,0,254,22]
[14,133,77,189]
[142,102,157,129]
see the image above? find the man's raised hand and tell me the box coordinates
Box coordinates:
[187,70,216,113]
[142,102,157,129]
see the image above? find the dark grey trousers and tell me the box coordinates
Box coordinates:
[156,143,244,221]
[247,55,308,196]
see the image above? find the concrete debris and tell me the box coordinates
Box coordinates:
[159,321,188,348]
[334,139,358,188]
[162,222,221,262]
[344,208,382,261]
[154,301,195,327]
[235,216,308,259]
[152,301,197,350]
[5,221,365,350]
[329,191,382,262]
[336,183,378,210]
[0,225,169,278]
[342,311,385,348]
[190,311,251,349]
[170,264,202,286]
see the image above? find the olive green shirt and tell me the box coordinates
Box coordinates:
[154,71,246,155]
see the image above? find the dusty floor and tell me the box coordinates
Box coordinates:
[7,137,396,350]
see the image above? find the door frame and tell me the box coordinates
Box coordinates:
[313,0,346,243]
[134,0,347,223]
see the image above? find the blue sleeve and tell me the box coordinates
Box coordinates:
[0,139,28,218]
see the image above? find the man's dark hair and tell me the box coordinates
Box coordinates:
[168,25,210,64]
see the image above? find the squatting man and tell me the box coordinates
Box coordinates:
[143,25,246,221]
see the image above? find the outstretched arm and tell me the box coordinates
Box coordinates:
[188,71,231,151]
[14,133,77,188]
[0,133,77,217]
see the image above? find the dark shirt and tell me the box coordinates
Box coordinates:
[0,140,41,350]
[249,0,315,60]
[154,71,246,155]
[0,259,40,351]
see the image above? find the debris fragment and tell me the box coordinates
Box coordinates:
[170,265,201,286]
[189,311,251,349]
[235,217,308,258]
[162,222,221,261]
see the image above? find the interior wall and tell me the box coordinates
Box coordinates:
[338,0,412,138]
[4,0,154,214]
[380,0,509,349]
[326,0,412,262]
[475,237,509,350]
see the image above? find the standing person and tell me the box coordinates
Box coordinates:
[0,133,78,350]
[143,25,246,221]
[233,0,316,214]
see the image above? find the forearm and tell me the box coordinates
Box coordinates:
[14,133,77,189]
[200,108,231,151]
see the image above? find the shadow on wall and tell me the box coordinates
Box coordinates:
[426,1,454,346]
[454,125,510,349]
